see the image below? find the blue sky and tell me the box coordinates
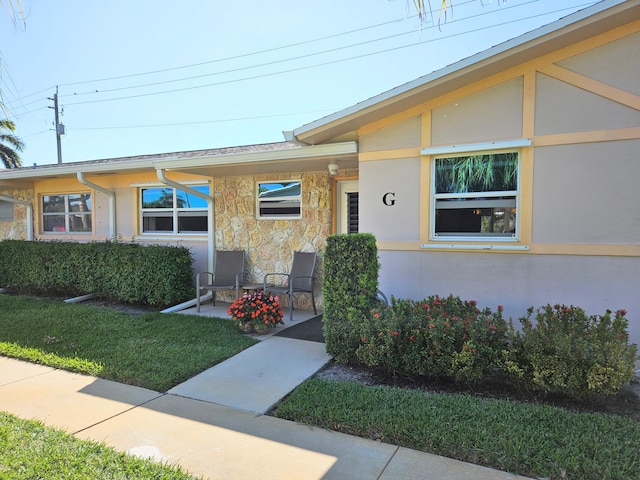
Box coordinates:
[1,0,598,166]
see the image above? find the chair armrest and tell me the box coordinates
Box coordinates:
[196,271,214,289]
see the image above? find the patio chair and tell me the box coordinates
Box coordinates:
[263,251,317,322]
[196,250,245,313]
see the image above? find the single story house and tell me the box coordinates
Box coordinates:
[1,0,639,343]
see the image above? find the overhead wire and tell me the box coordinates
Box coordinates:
[61,1,592,108]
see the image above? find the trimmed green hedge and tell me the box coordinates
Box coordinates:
[0,240,194,307]
[323,233,380,363]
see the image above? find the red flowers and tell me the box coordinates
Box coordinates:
[228,291,284,328]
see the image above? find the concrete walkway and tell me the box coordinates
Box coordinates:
[0,306,532,479]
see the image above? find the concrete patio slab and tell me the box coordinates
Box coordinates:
[168,337,331,414]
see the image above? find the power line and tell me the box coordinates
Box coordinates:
[71,109,337,131]
[62,2,592,107]
[64,0,516,99]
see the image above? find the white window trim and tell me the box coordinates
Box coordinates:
[139,185,209,235]
[429,149,522,243]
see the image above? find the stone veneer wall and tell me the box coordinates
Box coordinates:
[213,171,332,310]
[0,189,33,240]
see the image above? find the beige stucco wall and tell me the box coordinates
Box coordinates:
[535,73,640,135]
[360,116,421,152]
[533,140,640,244]
[377,249,640,350]
[432,77,524,145]
[557,31,640,97]
[212,171,331,309]
[359,158,421,242]
[0,189,32,240]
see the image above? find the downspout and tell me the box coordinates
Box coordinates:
[0,195,33,241]
[77,172,116,241]
[156,169,215,273]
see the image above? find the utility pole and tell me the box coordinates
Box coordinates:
[48,86,65,164]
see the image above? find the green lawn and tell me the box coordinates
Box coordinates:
[0,412,200,479]
[0,294,257,392]
[275,379,640,480]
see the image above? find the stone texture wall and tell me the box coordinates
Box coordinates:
[0,189,33,240]
[213,172,331,310]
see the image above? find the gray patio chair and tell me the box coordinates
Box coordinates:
[263,251,317,322]
[196,250,245,313]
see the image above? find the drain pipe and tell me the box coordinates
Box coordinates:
[156,169,215,273]
[0,195,33,241]
[77,172,116,241]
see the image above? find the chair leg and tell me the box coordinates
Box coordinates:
[196,290,201,313]
[284,290,291,322]
[310,290,317,315]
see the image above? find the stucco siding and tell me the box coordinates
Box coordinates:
[535,73,640,135]
[359,116,421,152]
[557,31,640,97]
[377,249,640,346]
[431,77,524,146]
[359,158,420,242]
[532,140,640,244]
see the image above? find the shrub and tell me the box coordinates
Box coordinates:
[323,233,380,363]
[356,295,508,383]
[0,239,194,307]
[501,304,638,398]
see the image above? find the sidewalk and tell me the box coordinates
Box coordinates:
[0,309,532,479]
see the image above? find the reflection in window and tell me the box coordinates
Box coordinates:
[42,194,92,233]
[433,152,519,239]
[140,185,209,234]
[257,181,301,219]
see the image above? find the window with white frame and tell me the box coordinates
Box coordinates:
[42,193,92,233]
[257,181,301,219]
[140,185,209,234]
[432,151,519,240]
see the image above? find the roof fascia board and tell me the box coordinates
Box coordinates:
[0,158,167,180]
[292,0,632,142]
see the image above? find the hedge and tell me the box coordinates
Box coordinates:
[0,240,194,307]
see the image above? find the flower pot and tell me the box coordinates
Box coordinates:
[238,321,254,334]
[254,324,270,335]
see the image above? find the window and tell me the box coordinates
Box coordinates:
[0,201,13,221]
[257,181,301,219]
[141,185,209,234]
[42,194,92,233]
[432,152,519,240]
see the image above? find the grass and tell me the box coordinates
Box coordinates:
[274,379,640,480]
[0,412,200,479]
[0,294,257,392]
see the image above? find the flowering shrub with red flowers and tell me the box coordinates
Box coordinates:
[356,294,507,383]
[500,304,638,398]
[227,291,284,329]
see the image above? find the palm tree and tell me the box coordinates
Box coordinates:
[0,119,24,168]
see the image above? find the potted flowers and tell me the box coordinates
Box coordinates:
[227,290,284,334]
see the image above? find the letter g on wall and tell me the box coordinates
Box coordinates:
[382,192,396,206]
